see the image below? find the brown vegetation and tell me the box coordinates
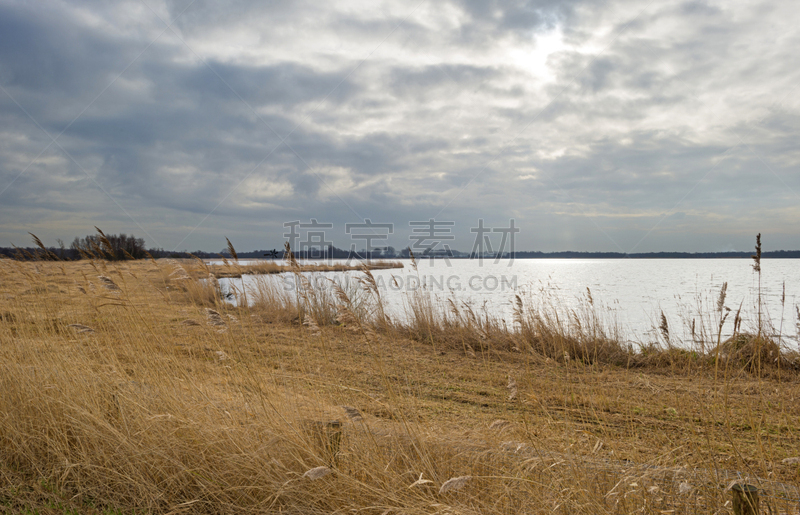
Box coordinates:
[0,252,799,514]
[209,259,404,278]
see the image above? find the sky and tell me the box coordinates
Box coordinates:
[1,0,799,254]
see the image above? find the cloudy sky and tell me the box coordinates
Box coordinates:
[1,0,799,253]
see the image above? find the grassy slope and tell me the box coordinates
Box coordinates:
[0,259,798,514]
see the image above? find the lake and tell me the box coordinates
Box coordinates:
[215,258,800,347]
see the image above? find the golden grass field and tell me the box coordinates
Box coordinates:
[1,255,799,514]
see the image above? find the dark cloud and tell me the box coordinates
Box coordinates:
[1,0,799,252]
[0,3,131,96]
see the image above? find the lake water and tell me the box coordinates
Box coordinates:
[215,258,800,347]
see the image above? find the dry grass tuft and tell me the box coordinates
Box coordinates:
[715,333,787,371]
[212,260,403,278]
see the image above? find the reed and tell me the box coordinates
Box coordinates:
[210,260,403,278]
[1,238,799,514]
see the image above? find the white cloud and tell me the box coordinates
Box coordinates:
[0,0,798,252]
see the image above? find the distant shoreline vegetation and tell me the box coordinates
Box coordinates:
[2,230,800,260]
[4,246,800,261]
[506,250,800,259]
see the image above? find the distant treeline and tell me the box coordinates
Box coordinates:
[0,245,216,261]
[3,234,800,261]
[0,242,403,261]
[509,250,800,259]
[0,231,216,261]
[219,247,800,260]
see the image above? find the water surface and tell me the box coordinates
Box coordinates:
[215,258,800,347]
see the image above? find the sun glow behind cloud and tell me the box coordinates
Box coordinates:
[0,0,799,253]
[507,27,565,83]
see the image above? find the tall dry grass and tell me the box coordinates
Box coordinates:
[1,237,799,514]
[380,251,797,373]
[210,260,404,278]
